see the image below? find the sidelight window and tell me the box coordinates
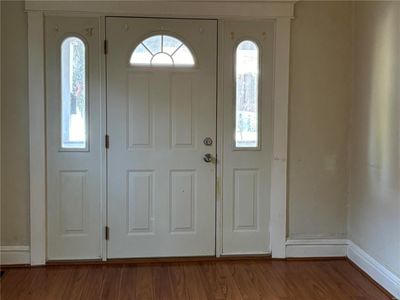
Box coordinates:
[234,40,260,149]
[60,37,88,150]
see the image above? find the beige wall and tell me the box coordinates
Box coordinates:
[0,2,398,280]
[0,1,354,246]
[288,1,352,239]
[1,1,30,246]
[349,1,400,277]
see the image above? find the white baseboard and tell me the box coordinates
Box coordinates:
[0,246,30,265]
[286,239,348,258]
[347,241,400,299]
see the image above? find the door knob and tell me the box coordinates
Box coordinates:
[203,153,214,163]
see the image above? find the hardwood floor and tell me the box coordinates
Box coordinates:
[0,259,391,300]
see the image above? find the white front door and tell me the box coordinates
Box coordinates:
[106,18,217,258]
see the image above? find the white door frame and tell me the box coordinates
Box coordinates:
[26,1,294,265]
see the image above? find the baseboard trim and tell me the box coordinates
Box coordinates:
[285,239,348,258]
[0,246,30,265]
[347,241,400,299]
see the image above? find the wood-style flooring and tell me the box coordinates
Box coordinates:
[0,259,391,300]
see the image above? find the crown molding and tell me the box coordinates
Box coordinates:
[25,1,295,18]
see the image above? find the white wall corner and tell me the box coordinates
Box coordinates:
[0,246,31,265]
[347,241,400,299]
[285,239,348,258]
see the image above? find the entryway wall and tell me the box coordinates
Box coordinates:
[1,5,398,296]
[1,0,348,261]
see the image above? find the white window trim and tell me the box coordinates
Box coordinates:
[27,2,294,265]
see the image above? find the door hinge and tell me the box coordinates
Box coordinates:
[105,134,110,149]
[104,40,108,55]
[105,226,110,240]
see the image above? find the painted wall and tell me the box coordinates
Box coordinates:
[0,1,354,247]
[1,1,30,246]
[1,3,397,280]
[288,1,352,239]
[349,1,400,277]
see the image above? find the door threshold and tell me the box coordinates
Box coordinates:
[46,254,272,266]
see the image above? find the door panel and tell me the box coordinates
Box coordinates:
[106,18,217,258]
[222,21,275,254]
[46,16,102,260]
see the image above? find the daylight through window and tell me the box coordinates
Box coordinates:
[235,40,260,148]
[130,35,195,67]
[61,37,87,149]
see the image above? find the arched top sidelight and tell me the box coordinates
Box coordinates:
[60,36,88,150]
[130,34,195,67]
[234,40,260,149]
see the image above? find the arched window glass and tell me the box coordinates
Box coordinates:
[61,37,87,150]
[130,35,195,67]
[235,40,260,149]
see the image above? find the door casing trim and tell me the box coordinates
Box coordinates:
[27,3,293,265]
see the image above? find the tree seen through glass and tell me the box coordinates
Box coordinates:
[235,40,259,148]
[61,37,87,149]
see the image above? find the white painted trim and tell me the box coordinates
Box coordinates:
[269,17,291,259]
[215,20,225,258]
[25,1,295,19]
[28,11,46,266]
[0,0,2,232]
[348,241,400,299]
[99,16,107,262]
[286,239,348,258]
[28,8,293,263]
[221,251,271,256]
[0,246,31,265]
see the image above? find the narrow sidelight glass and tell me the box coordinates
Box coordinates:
[61,37,87,150]
[235,40,260,149]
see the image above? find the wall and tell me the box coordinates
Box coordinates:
[1,1,354,247]
[1,1,30,246]
[288,1,352,239]
[1,2,398,279]
[349,1,400,277]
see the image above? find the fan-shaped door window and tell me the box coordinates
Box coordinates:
[130,34,195,67]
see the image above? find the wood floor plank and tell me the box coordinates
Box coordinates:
[152,264,174,300]
[0,259,392,300]
[118,264,137,300]
[100,265,122,300]
[135,264,154,300]
[62,267,89,300]
[79,265,105,300]
[226,262,263,300]
[168,263,189,300]
[183,263,211,300]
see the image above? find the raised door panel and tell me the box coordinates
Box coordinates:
[170,170,196,233]
[171,75,194,148]
[233,169,259,231]
[127,171,154,234]
[128,74,153,149]
[59,170,88,235]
